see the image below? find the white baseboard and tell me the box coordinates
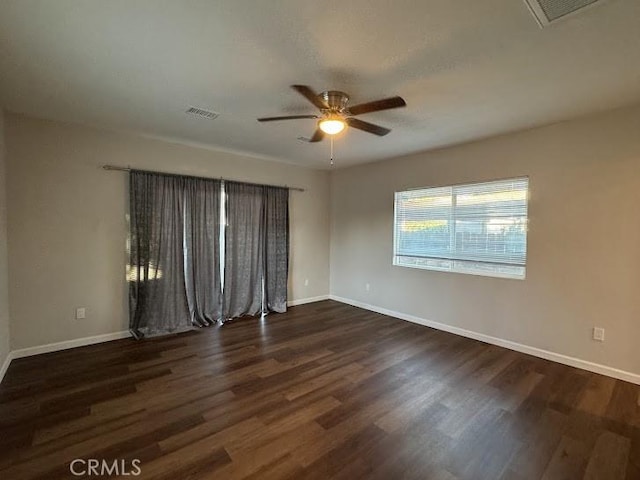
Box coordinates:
[287,295,330,307]
[0,351,13,385]
[10,331,132,360]
[329,294,640,385]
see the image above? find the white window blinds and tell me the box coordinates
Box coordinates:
[393,177,529,279]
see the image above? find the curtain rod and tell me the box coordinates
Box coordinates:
[102,165,305,192]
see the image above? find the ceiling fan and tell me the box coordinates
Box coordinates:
[257,85,406,142]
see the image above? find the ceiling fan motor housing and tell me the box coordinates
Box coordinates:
[320,91,350,112]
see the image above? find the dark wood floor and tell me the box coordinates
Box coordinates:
[0,300,638,479]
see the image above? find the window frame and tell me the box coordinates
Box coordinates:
[392,176,530,280]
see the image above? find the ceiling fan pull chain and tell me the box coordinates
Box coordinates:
[330,136,334,166]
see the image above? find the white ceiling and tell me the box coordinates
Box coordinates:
[1,0,639,168]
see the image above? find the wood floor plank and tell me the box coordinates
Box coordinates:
[0,300,637,479]
[504,407,567,480]
[583,430,630,480]
[541,434,590,480]
[578,374,617,417]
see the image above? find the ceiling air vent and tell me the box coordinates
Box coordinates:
[523,0,607,26]
[185,106,219,120]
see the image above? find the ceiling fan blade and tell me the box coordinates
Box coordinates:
[308,128,325,142]
[257,115,319,122]
[346,117,391,136]
[348,96,406,116]
[291,85,329,110]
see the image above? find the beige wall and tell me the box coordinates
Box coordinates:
[5,114,330,350]
[331,104,640,375]
[0,110,10,366]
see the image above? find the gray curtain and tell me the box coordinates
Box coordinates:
[129,171,191,338]
[222,182,289,320]
[129,172,288,334]
[264,186,289,313]
[184,177,222,326]
[223,182,265,319]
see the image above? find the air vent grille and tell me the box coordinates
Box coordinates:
[524,0,606,26]
[185,107,219,120]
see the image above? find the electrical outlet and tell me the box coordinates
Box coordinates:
[365,283,370,292]
[304,278,309,287]
[76,307,86,320]
[593,327,605,342]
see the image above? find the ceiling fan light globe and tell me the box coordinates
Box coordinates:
[319,119,345,135]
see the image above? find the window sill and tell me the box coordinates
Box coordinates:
[392,259,526,280]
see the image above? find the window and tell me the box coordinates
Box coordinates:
[393,177,529,279]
